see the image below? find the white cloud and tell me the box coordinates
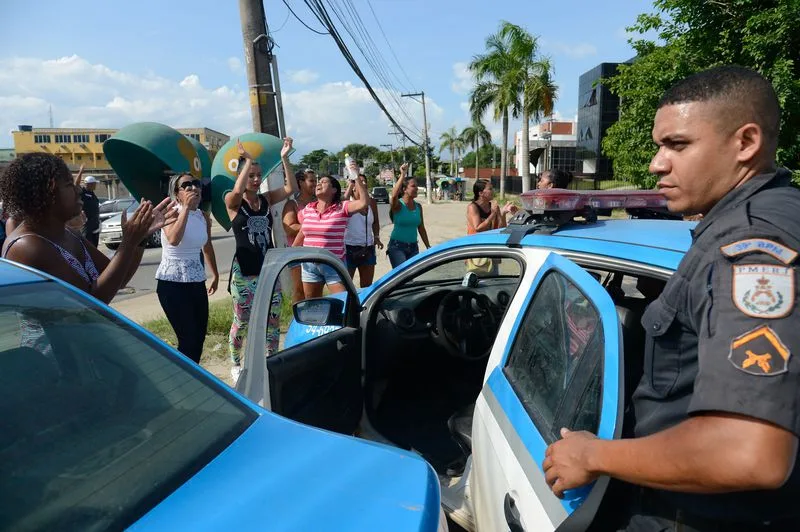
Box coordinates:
[451,62,473,94]
[227,57,242,73]
[541,40,598,59]
[0,55,444,156]
[288,69,320,85]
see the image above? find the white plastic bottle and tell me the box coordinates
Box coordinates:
[344,153,358,181]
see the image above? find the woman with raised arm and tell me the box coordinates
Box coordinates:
[292,161,369,298]
[155,173,219,365]
[1,153,175,303]
[343,173,383,287]
[387,163,430,268]
[282,168,316,303]
[226,138,298,383]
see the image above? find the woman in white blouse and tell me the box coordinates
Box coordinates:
[155,173,219,364]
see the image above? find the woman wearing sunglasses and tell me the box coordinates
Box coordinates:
[155,173,220,365]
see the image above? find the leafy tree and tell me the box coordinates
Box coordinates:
[603,0,800,189]
[336,143,380,165]
[463,143,502,169]
[461,121,493,180]
[299,149,330,171]
[439,127,465,176]
[470,25,522,198]
[500,22,558,192]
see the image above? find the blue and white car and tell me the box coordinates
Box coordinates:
[238,188,692,531]
[0,261,445,531]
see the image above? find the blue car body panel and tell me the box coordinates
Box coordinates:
[132,412,441,531]
[285,219,693,347]
[0,258,441,531]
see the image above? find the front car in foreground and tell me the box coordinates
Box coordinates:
[239,188,694,531]
[0,261,443,531]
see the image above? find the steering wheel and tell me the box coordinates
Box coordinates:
[434,289,498,360]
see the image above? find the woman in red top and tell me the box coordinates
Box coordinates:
[293,163,369,298]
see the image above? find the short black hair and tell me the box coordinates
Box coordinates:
[0,153,71,222]
[658,65,781,147]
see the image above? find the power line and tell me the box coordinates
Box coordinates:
[282,0,329,35]
[366,0,415,90]
[299,0,422,147]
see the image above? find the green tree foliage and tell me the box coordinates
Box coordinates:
[336,143,380,164]
[298,149,331,172]
[463,143,502,169]
[439,127,466,176]
[461,121,493,180]
[603,0,800,189]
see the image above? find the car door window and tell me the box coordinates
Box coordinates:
[503,270,603,443]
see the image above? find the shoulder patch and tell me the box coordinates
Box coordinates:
[720,239,798,264]
[729,325,790,376]
[732,264,794,318]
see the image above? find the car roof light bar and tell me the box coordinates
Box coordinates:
[504,189,678,247]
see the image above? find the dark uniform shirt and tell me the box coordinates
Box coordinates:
[631,169,800,524]
[80,188,100,233]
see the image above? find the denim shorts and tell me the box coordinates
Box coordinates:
[345,244,377,269]
[387,239,419,269]
[301,262,342,284]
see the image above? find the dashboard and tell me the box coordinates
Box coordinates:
[375,278,521,340]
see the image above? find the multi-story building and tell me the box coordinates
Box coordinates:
[576,62,623,179]
[515,120,578,177]
[11,126,230,198]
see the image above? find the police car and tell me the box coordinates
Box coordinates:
[238,188,693,531]
[0,260,445,531]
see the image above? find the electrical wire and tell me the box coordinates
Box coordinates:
[366,0,415,90]
[300,0,422,146]
[282,0,329,35]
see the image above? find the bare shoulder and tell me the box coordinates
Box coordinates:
[3,233,62,270]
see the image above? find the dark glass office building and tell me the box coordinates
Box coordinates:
[576,62,621,179]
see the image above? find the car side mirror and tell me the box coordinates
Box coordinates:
[293,298,345,327]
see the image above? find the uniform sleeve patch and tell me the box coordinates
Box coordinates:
[729,325,790,376]
[720,239,798,264]
[732,264,794,318]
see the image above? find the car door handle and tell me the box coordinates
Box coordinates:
[504,493,524,532]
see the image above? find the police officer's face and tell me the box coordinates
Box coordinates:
[649,102,744,216]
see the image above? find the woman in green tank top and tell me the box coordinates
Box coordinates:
[388,163,431,268]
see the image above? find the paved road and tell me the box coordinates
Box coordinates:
[110,203,392,302]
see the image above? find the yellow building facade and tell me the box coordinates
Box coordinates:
[11,126,230,172]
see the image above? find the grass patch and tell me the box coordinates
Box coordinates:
[142,292,296,364]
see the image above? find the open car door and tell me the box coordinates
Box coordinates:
[236,247,363,435]
[472,248,623,532]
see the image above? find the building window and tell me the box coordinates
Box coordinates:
[95,134,110,143]
[97,154,103,161]
[76,155,82,161]
[503,271,603,444]
[55,134,72,144]
[34,134,51,144]
[188,133,201,141]
[73,134,89,143]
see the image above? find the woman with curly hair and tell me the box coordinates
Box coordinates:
[1,152,176,303]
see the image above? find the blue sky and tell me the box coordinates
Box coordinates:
[1,0,655,157]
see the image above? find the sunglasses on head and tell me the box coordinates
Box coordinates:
[179,180,202,190]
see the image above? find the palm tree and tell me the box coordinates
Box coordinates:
[461,121,493,186]
[469,29,521,199]
[499,22,558,192]
[439,127,465,177]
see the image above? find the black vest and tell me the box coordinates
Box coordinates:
[232,195,273,276]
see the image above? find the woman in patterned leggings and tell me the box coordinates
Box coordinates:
[226,137,298,384]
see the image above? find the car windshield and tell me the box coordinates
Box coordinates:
[0,282,256,531]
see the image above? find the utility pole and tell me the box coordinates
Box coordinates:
[239,0,280,136]
[380,143,395,184]
[401,91,433,204]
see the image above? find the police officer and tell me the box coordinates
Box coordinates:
[542,65,800,530]
[79,171,101,247]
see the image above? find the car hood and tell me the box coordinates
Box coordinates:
[130,411,441,531]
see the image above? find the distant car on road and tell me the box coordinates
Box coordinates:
[0,259,445,532]
[100,201,161,250]
[371,186,389,203]
[99,198,136,223]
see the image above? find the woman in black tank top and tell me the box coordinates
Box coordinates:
[224,138,298,384]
